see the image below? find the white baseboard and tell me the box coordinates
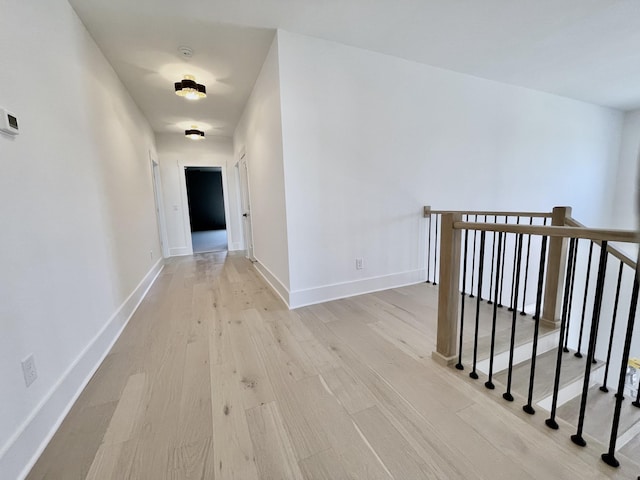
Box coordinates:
[0,259,165,480]
[289,269,426,309]
[253,260,290,307]
[169,246,191,256]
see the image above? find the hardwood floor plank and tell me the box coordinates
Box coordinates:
[298,448,351,480]
[320,367,377,415]
[210,362,260,480]
[352,405,438,479]
[228,309,276,409]
[456,402,601,480]
[177,339,212,445]
[294,375,392,480]
[250,325,331,461]
[367,317,432,361]
[245,401,304,480]
[101,372,146,445]
[84,441,126,480]
[168,437,215,480]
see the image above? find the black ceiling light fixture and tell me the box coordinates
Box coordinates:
[185,126,205,140]
[174,74,207,100]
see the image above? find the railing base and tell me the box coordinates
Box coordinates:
[601,453,620,468]
[540,317,561,330]
[431,351,457,366]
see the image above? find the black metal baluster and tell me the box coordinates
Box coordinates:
[590,247,606,365]
[545,238,578,430]
[487,216,497,305]
[524,235,550,415]
[469,215,478,298]
[498,216,508,307]
[456,229,470,370]
[520,217,534,316]
[427,213,432,283]
[485,231,504,390]
[433,215,439,285]
[508,217,521,312]
[470,231,486,380]
[531,217,548,323]
[602,276,639,468]
[563,241,579,353]
[575,241,595,358]
[571,242,609,447]
[504,233,523,402]
[600,260,624,393]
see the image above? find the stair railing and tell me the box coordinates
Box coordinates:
[430,209,639,470]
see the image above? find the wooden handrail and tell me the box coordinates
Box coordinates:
[453,222,638,244]
[425,208,552,218]
[565,216,637,269]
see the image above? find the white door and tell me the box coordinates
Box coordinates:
[150,158,168,258]
[237,155,255,260]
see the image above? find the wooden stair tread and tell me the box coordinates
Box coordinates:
[620,429,640,460]
[459,294,555,363]
[492,348,602,403]
[556,385,640,446]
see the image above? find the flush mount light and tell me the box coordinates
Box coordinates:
[174,75,206,100]
[185,126,205,140]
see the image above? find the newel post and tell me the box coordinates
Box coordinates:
[541,206,572,327]
[432,212,462,366]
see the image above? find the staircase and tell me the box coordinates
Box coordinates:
[427,206,640,472]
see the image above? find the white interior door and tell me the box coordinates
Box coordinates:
[238,155,255,260]
[150,158,168,258]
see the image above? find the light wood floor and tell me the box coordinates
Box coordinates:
[26,253,637,479]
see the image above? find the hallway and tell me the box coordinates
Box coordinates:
[27,253,632,479]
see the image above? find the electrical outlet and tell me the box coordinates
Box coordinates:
[355,258,364,270]
[21,354,37,387]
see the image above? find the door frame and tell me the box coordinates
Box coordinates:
[178,162,233,255]
[236,150,255,261]
[149,153,169,258]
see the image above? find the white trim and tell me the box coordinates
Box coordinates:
[177,163,193,254]
[253,260,290,306]
[150,153,169,259]
[288,269,426,309]
[169,246,191,256]
[0,260,164,480]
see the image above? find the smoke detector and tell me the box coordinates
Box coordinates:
[178,46,194,60]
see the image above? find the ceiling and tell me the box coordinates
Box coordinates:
[69,0,640,138]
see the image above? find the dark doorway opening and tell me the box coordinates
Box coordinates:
[185,167,227,253]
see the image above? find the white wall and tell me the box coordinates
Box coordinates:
[276,30,624,307]
[234,35,291,301]
[0,1,162,478]
[155,133,239,255]
[610,108,640,230]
